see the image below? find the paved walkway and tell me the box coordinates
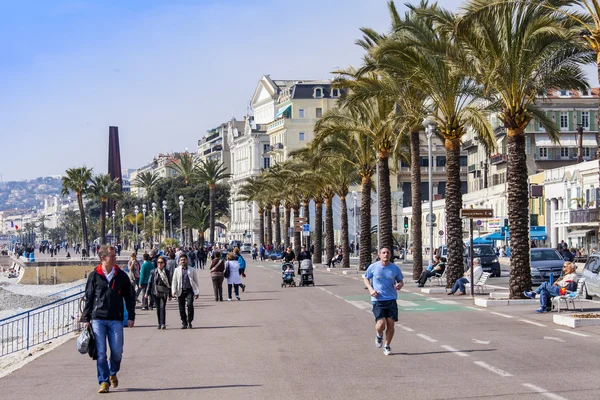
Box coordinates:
[2,260,600,399]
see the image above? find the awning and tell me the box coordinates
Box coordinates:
[484,231,506,241]
[530,226,547,241]
[568,229,594,237]
[535,134,554,147]
[558,134,576,147]
[275,104,292,118]
[582,133,597,146]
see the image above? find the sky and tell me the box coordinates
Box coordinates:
[0,0,596,182]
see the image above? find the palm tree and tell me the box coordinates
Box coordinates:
[173,152,199,186]
[186,204,210,245]
[453,0,593,297]
[61,166,93,253]
[37,214,48,240]
[238,176,267,246]
[197,158,232,244]
[90,174,122,244]
[132,171,161,200]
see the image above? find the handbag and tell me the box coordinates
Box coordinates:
[88,325,98,360]
[77,326,91,354]
[224,262,230,278]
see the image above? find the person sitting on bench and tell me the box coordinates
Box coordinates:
[448,258,483,296]
[417,256,445,287]
[523,262,578,313]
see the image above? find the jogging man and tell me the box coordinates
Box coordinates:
[363,247,404,356]
[81,245,136,393]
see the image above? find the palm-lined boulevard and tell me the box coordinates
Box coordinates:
[239,0,599,299]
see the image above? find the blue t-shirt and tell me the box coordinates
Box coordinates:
[364,261,404,302]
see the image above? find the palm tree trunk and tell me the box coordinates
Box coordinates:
[325,196,334,265]
[410,129,423,277]
[314,199,323,264]
[209,184,216,244]
[303,200,311,254]
[259,209,265,247]
[100,200,107,244]
[378,154,393,252]
[507,129,532,298]
[77,195,89,254]
[293,206,301,257]
[266,207,273,246]
[359,176,372,270]
[340,195,350,268]
[284,206,291,249]
[274,204,281,248]
[444,140,464,289]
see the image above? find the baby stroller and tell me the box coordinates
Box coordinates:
[299,259,315,287]
[281,262,296,287]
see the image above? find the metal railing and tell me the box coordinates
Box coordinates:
[0,291,84,357]
[46,283,86,298]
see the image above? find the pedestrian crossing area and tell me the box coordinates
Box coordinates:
[344,292,473,313]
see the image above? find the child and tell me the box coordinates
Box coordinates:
[283,264,295,282]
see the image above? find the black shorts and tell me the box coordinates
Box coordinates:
[372,300,398,322]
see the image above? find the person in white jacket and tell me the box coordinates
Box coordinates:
[171,254,199,329]
[225,253,243,301]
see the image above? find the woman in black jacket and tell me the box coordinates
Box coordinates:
[145,256,172,329]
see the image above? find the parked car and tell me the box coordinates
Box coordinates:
[464,245,501,277]
[265,251,283,261]
[241,243,252,253]
[530,248,566,285]
[581,252,600,299]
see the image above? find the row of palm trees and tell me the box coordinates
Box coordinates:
[240,0,599,298]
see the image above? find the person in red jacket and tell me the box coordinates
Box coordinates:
[81,245,136,393]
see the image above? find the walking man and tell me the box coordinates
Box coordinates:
[81,245,135,393]
[171,254,199,329]
[362,247,404,356]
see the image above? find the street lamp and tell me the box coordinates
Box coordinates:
[152,202,156,250]
[134,205,139,250]
[142,204,147,248]
[111,210,116,245]
[105,211,109,244]
[577,123,584,163]
[162,200,167,245]
[121,209,125,248]
[352,191,358,255]
[423,115,437,267]
[179,196,184,247]
[169,213,173,239]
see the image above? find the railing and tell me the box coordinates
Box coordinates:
[0,291,84,357]
[204,132,220,142]
[273,143,284,150]
[267,118,285,131]
[468,164,477,173]
[490,154,507,164]
[570,207,600,224]
[47,283,86,298]
[203,148,212,155]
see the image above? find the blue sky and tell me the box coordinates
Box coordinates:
[0,0,596,182]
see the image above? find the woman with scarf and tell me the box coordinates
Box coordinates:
[145,256,172,329]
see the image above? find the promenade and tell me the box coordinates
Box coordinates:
[1,259,600,399]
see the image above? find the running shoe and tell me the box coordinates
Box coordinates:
[383,346,392,356]
[523,291,536,299]
[375,335,383,348]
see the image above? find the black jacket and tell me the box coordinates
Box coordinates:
[82,265,136,323]
[147,268,172,297]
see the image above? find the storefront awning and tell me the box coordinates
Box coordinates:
[582,133,597,146]
[568,229,594,237]
[535,134,555,147]
[275,104,292,118]
[558,134,576,147]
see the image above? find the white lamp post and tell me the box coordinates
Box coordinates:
[423,115,437,267]
[179,196,184,247]
[162,200,167,245]
[105,211,109,244]
[121,209,125,248]
[142,204,147,248]
[111,210,116,245]
[352,191,358,255]
[152,202,156,249]
[134,205,139,249]
[169,213,173,239]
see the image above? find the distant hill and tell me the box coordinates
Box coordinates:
[0,177,63,211]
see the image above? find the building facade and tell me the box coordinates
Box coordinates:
[197,121,236,175]
[129,153,181,197]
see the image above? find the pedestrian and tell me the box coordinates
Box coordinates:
[448,258,483,295]
[259,244,266,261]
[233,247,247,292]
[127,253,140,293]
[138,253,153,310]
[362,247,404,356]
[171,254,199,329]
[225,252,243,301]
[252,244,258,261]
[165,251,178,285]
[197,246,206,269]
[145,256,172,329]
[81,245,135,393]
[210,251,225,301]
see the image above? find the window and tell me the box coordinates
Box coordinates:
[263,157,271,169]
[316,108,322,118]
[582,111,590,129]
[263,144,270,153]
[560,90,568,96]
[332,88,340,98]
[459,156,468,166]
[560,112,568,129]
[539,147,548,158]
[314,87,323,98]
[420,157,429,167]
[537,119,545,131]
[436,156,446,167]
[560,147,569,158]
[299,109,305,118]
[299,132,305,141]
[583,147,591,157]
[582,89,591,96]
[526,136,531,155]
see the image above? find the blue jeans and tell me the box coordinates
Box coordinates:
[535,282,560,308]
[452,277,469,293]
[91,320,124,384]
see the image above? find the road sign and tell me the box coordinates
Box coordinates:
[438,230,444,236]
[294,217,307,223]
[476,220,482,226]
[460,208,494,219]
[426,213,437,223]
[302,224,310,232]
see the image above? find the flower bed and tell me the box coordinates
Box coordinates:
[553,313,600,328]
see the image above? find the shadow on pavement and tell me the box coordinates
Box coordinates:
[235,298,275,302]
[123,384,262,392]
[194,325,261,329]
[393,349,497,356]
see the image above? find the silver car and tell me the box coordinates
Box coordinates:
[241,243,252,253]
[581,252,600,299]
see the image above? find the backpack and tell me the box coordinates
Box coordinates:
[238,255,246,270]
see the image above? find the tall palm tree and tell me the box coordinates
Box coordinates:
[90,174,122,244]
[453,0,592,297]
[37,214,48,240]
[132,171,161,200]
[238,176,267,246]
[173,152,199,186]
[197,158,232,244]
[61,167,93,253]
[186,204,210,245]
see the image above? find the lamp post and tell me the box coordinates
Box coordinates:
[179,196,184,247]
[169,213,173,239]
[352,191,358,255]
[162,200,167,246]
[105,211,109,244]
[134,205,139,250]
[424,116,437,267]
[577,123,584,163]
[121,209,125,248]
[142,204,147,248]
[111,211,116,245]
[151,202,156,249]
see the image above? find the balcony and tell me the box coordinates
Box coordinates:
[203,148,212,156]
[490,154,507,165]
[212,144,223,152]
[494,126,507,136]
[462,139,478,150]
[204,132,220,142]
[273,143,284,150]
[263,145,271,154]
[398,166,467,174]
[267,118,286,132]
[570,208,600,224]
[468,164,477,173]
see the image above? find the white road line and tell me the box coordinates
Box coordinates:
[412,292,425,297]
[346,300,371,310]
[334,295,343,299]
[318,287,326,291]
[324,290,333,295]
[416,333,438,343]
[473,361,512,377]
[397,300,420,307]
[543,336,565,342]
[519,319,546,327]
[436,300,458,305]
[555,329,590,337]
[522,383,569,400]
[490,312,514,319]
[396,324,414,332]
[440,345,469,357]
[465,306,485,312]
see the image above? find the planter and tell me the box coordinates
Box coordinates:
[474,298,538,307]
[553,313,600,328]
[420,288,448,294]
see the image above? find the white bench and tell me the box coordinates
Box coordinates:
[474,272,491,294]
[551,278,586,313]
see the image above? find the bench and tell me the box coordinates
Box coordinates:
[551,278,586,313]
[474,272,491,294]
[430,268,446,286]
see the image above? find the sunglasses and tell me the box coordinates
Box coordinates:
[157,261,165,264]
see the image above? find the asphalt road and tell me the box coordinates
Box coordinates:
[1,259,599,399]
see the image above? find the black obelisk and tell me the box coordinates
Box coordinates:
[108,126,123,213]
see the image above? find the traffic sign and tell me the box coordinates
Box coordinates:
[476,220,482,226]
[426,213,437,223]
[302,224,310,232]
[460,208,494,219]
[438,230,444,236]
